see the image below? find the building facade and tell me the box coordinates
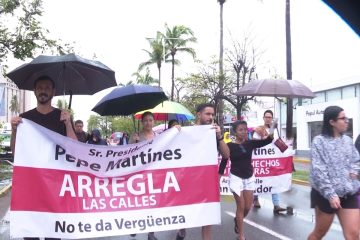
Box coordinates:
[277,76,360,155]
[0,68,31,124]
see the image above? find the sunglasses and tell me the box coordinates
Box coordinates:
[336,117,349,122]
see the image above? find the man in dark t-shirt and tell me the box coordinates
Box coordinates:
[20,108,66,135]
[175,103,230,240]
[10,75,77,240]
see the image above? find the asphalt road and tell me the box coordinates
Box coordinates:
[0,184,344,240]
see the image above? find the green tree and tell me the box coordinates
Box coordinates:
[179,57,234,116]
[118,80,134,86]
[55,99,74,116]
[87,115,136,138]
[9,94,19,115]
[0,0,72,65]
[138,32,165,87]
[163,24,197,101]
[110,116,136,135]
[87,115,111,136]
[132,67,159,86]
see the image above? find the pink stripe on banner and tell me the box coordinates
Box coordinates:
[252,156,293,177]
[11,165,219,213]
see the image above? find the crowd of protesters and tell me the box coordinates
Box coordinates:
[9,75,359,240]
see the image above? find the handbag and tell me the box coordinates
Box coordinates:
[274,128,288,153]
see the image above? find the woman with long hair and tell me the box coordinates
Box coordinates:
[130,111,157,144]
[219,120,273,240]
[129,111,158,240]
[308,106,359,240]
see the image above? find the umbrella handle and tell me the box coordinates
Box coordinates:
[68,90,73,110]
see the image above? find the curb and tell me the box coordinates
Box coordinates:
[294,157,310,164]
[0,183,12,197]
[292,179,309,186]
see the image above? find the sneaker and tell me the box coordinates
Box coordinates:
[273,205,287,213]
[253,198,261,208]
[148,232,158,240]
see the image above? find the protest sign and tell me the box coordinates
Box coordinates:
[11,120,220,238]
[219,143,293,195]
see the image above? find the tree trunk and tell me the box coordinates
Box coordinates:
[157,66,161,87]
[285,0,293,139]
[171,54,175,101]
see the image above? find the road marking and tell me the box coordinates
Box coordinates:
[258,197,342,232]
[226,211,292,240]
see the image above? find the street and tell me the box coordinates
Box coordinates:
[0,184,343,240]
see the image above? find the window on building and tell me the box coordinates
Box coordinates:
[309,118,353,147]
[326,88,341,101]
[311,92,325,104]
[301,98,311,106]
[342,85,356,99]
[308,121,322,147]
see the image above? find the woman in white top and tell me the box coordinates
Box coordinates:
[129,111,158,240]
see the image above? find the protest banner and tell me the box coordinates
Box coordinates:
[219,142,293,195]
[10,120,220,238]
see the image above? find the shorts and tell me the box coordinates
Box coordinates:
[229,173,255,196]
[310,188,359,214]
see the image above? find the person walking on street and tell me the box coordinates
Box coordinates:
[129,111,158,240]
[219,120,274,240]
[174,103,230,240]
[308,106,359,240]
[10,75,77,240]
[252,110,287,213]
[74,119,88,143]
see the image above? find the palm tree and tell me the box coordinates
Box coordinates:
[217,0,226,127]
[138,32,165,87]
[118,80,134,86]
[132,67,159,85]
[163,24,197,101]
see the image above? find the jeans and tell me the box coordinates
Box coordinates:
[254,193,281,206]
[271,193,280,206]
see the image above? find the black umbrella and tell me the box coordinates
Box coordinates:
[322,0,360,36]
[92,84,168,116]
[6,53,117,108]
[235,79,315,99]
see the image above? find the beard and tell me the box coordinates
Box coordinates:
[200,119,212,125]
[36,93,53,105]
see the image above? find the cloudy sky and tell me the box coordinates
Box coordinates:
[7,0,360,125]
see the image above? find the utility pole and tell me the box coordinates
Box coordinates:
[285,0,293,139]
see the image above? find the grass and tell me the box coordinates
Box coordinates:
[292,170,309,182]
[0,171,12,180]
[0,162,13,181]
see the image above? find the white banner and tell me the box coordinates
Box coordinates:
[220,142,293,195]
[10,120,221,238]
